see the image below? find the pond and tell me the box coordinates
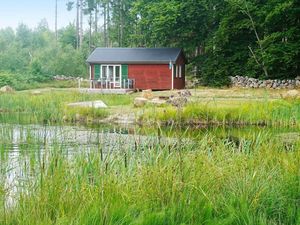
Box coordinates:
[0,122,299,221]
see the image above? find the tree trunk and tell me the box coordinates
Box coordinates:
[104,2,107,47]
[107,1,110,47]
[76,0,79,49]
[95,3,98,33]
[89,12,92,52]
[55,0,58,44]
[79,0,83,48]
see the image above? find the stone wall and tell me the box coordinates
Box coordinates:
[53,75,88,81]
[230,76,300,89]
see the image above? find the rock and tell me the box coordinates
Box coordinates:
[134,97,148,107]
[31,90,42,95]
[148,98,167,106]
[230,76,300,89]
[177,90,192,97]
[141,89,153,100]
[282,90,300,99]
[67,100,107,108]
[167,96,188,108]
[75,113,82,121]
[0,85,14,93]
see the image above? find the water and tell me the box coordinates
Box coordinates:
[0,123,299,208]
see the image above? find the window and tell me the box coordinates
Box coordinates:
[173,64,177,78]
[179,65,182,78]
[102,66,107,80]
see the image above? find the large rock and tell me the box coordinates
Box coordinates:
[0,85,14,93]
[141,89,154,100]
[167,96,188,108]
[67,100,107,108]
[177,90,192,97]
[134,97,148,107]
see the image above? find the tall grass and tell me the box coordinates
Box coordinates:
[142,99,300,127]
[0,90,132,124]
[0,126,299,225]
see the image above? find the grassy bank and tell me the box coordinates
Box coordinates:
[141,99,300,127]
[0,130,299,224]
[0,90,132,124]
[0,88,299,127]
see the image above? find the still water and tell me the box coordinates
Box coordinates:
[0,123,299,207]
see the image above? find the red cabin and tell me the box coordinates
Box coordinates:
[86,48,186,90]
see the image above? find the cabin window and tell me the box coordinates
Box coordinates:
[179,65,182,78]
[102,66,107,80]
[176,65,179,78]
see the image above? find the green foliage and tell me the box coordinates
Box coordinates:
[0,0,299,87]
[0,22,87,86]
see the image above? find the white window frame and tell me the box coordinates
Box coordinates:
[101,64,121,82]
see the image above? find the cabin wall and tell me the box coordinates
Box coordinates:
[90,64,95,80]
[128,64,172,90]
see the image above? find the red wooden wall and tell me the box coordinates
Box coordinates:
[128,64,172,90]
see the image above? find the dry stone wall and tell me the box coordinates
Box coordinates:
[230,76,300,89]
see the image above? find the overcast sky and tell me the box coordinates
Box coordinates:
[0,0,77,30]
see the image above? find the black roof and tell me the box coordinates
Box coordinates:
[86,48,185,64]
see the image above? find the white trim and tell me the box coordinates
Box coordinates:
[89,65,92,89]
[171,64,174,90]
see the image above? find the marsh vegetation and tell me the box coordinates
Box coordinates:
[0,89,299,224]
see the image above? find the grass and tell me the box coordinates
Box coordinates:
[0,90,133,124]
[0,87,299,224]
[0,126,299,225]
[0,87,299,127]
[141,98,300,127]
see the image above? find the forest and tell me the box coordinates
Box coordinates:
[0,0,299,88]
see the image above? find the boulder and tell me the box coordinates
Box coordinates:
[134,97,148,107]
[0,85,14,93]
[31,90,42,95]
[141,89,154,100]
[177,90,192,97]
[167,96,188,108]
[67,100,107,108]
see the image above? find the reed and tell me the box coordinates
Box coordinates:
[0,90,132,124]
[142,99,300,127]
[0,125,298,225]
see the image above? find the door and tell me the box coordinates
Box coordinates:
[101,65,121,88]
[114,66,121,87]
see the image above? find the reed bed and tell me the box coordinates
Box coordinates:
[0,125,299,225]
[0,90,132,124]
[141,99,300,127]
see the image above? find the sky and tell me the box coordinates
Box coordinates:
[0,0,77,31]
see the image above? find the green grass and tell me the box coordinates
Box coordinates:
[141,99,300,127]
[0,88,299,127]
[0,90,133,124]
[0,129,299,225]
